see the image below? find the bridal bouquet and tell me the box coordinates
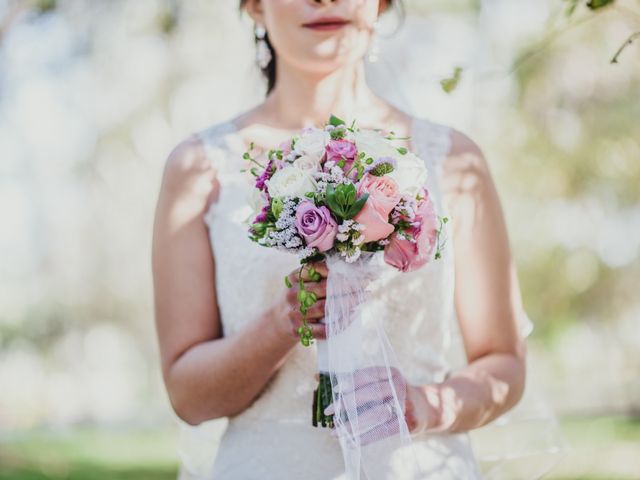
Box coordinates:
[244,115,448,434]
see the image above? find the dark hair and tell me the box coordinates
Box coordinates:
[239,1,402,94]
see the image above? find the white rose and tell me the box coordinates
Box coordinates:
[293,154,321,173]
[266,165,317,198]
[387,151,428,196]
[294,129,330,161]
[248,187,268,216]
[354,130,427,195]
[353,130,399,161]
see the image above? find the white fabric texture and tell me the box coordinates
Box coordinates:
[175,115,561,479]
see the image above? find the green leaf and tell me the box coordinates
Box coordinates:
[346,188,356,205]
[271,197,284,219]
[586,0,614,10]
[345,193,369,219]
[329,114,346,127]
[397,147,408,155]
[284,275,293,288]
[440,66,463,94]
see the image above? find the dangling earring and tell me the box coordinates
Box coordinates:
[367,20,381,63]
[254,24,272,69]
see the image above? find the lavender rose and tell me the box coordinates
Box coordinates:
[324,139,357,174]
[294,201,338,252]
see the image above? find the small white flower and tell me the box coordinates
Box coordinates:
[352,233,365,245]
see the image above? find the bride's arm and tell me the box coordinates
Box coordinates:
[408,130,527,434]
[151,136,300,426]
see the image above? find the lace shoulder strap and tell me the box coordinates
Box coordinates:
[412,116,453,171]
[194,120,237,171]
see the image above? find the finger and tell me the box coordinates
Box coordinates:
[359,414,402,446]
[352,382,396,406]
[288,298,326,324]
[309,322,327,340]
[292,263,328,282]
[304,279,327,299]
[324,402,334,416]
[287,321,326,340]
[307,261,329,278]
[305,298,326,321]
[345,367,406,395]
[344,401,402,442]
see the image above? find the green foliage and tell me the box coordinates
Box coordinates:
[586,0,615,10]
[328,114,345,127]
[271,197,283,219]
[325,183,368,220]
[440,66,463,94]
[286,264,323,347]
[369,162,395,176]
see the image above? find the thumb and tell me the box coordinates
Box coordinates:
[324,403,335,416]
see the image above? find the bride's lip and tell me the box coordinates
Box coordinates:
[302,17,351,31]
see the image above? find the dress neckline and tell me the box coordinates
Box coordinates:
[219,115,421,159]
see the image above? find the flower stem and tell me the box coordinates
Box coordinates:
[312,372,334,428]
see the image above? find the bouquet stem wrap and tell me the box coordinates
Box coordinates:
[314,251,423,479]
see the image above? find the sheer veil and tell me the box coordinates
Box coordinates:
[363,8,568,479]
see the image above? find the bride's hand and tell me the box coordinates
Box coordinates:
[321,366,448,445]
[273,261,329,342]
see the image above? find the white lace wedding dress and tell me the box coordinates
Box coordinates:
[182,115,484,479]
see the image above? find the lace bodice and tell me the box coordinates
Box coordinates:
[195,116,458,427]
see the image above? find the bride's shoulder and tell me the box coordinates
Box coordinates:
[414,116,488,172]
[161,116,239,179]
[427,122,494,201]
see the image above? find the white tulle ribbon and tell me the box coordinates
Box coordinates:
[316,250,425,480]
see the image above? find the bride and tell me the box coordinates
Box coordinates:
[151,0,533,478]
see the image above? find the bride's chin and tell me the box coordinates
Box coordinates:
[293,52,367,74]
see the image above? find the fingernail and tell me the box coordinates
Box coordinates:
[324,404,334,416]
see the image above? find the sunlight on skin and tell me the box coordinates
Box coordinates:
[402,130,527,435]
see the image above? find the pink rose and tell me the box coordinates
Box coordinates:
[324,139,357,171]
[384,189,438,272]
[295,200,338,252]
[354,173,401,243]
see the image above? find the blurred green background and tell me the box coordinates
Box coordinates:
[1,0,638,478]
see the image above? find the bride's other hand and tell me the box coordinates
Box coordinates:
[273,261,329,342]
[322,366,442,445]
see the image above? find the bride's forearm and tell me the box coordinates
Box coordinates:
[165,307,298,425]
[418,351,526,434]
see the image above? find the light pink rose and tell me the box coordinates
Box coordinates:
[354,173,401,243]
[384,189,438,272]
[295,200,338,252]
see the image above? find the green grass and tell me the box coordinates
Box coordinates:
[0,427,180,480]
[1,416,639,479]
[547,415,640,480]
